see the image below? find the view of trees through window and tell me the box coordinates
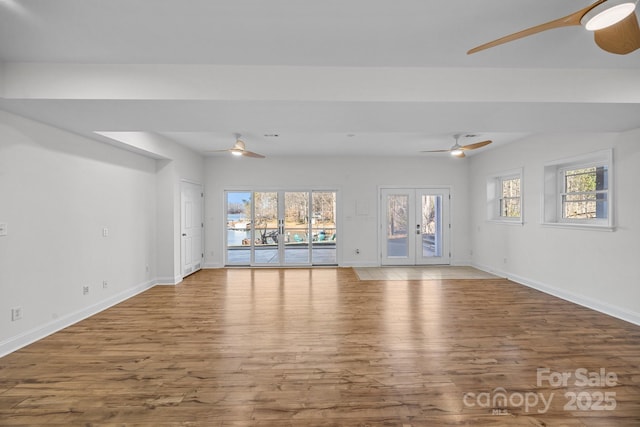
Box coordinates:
[227,192,336,243]
[422,196,437,235]
[562,166,608,219]
[500,177,521,218]
[387,195,408,237]
[226,191,337,265]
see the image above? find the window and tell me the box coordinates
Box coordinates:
[487,168,523,223]
[500,176,521,218]
[560,166,608,220]
[543,149,613,230]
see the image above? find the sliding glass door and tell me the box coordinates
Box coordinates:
[311,192,337,264]
[253,192,280,264]
[226,190,337,266]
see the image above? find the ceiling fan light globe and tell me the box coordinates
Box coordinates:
[582,1,636,31]
[450,149,464,157]
[231,150,243,156]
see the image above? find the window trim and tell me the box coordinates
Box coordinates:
[486,167,523,225]
[542,149,614,231]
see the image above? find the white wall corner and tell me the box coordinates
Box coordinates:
[451,257,472,267]
[203,262,224,269]
[155,275,184,286]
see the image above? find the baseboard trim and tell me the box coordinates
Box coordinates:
[0,279,157,358]
[155,275,183,285]
[342,261,381,268]
[472,262,640,326]
[204,262,224,269]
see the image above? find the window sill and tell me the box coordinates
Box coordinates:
[541,222,615,232]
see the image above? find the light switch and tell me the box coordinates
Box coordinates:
[0,223,7,236]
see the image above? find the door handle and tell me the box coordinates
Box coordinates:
[182,233,187,237]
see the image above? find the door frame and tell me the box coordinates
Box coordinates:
[180,180,204,278]
[379,186,451,266]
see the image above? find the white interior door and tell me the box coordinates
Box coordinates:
[181,182,204,277]
[381,188,450,266]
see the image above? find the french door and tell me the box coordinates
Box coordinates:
[380,188,450,265]
[226,190,337,266]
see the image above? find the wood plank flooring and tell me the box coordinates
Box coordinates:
[353,266,499,281]
[1,268,639,426]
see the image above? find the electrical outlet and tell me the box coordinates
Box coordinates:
[83,286,89,295]
[102,227,109,237]
[11,307,22,321]
[0,223,7,236]
[102,280,108,289]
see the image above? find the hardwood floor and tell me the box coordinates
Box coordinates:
[1,268,639,426]
[353,266,499,281]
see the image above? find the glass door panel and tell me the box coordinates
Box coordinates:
[417,189,449,265]
[312,191,337,264]
[253,192,279,264]
[226,191,252,265]
[381,190,414,265]
[284,192,310,264]
[421,194,441,258]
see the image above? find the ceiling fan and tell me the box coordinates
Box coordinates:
[467,0,640,55]
[421,134,492,158]
[206,134,265,158]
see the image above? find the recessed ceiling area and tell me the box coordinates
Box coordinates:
[1,0,639,157]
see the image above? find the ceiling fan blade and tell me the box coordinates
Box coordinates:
[461,140,492,151]
[204,149,231,153]
[242,150,265,158]
[467,0,607,54]
[593,11,640,54]
[420,149,452,153]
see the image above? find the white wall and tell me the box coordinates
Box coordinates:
[0,114,204,355]
[469,130,640,325]
[146,135,204,284]
[205,155,471,267]
[91,131,205,283]
[0,111,158,355]
[89,132,204,284]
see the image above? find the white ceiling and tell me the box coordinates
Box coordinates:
[1,0,639,157]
